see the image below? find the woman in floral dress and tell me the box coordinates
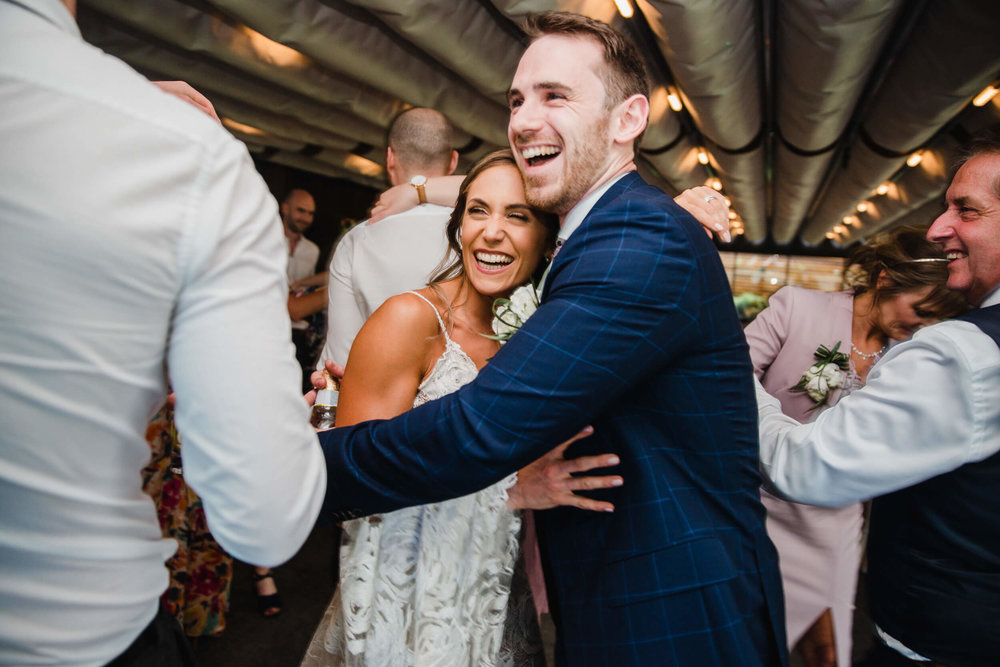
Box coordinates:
[143,402,233,637]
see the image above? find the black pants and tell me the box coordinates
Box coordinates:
[106,603,197,667]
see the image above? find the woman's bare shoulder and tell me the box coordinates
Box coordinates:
[372,289,446,335]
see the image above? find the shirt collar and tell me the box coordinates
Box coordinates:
[980,285,1000,308]
[6,0,80,36]
[556,171,631,248]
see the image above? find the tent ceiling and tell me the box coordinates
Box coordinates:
[78,0,1000,252]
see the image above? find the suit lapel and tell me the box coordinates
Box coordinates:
[539,172,643,303]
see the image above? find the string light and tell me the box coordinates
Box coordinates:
[667,87,683,112]
[876,183,889,196]
[973,85,998,107]
[221,118,267,136]
[697,149,709,165]
[906,151,924,168]
[613,0,634,19]
[856,202,869,213]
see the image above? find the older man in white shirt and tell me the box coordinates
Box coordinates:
[0,1,325,664]
[757,130,1000,666]
[282,187,320,284]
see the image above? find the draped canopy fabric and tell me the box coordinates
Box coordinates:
[78,0,1000,250]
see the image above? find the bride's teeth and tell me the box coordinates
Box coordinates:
[475,251,513,265]
[946,251,965,260]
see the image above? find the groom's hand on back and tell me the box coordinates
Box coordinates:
[507,426,623,512]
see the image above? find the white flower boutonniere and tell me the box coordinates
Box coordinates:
[791,342,849,410]
[487,282,540,344]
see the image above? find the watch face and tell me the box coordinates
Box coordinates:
[410,175,427,187]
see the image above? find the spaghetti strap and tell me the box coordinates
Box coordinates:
[405,290,450,341]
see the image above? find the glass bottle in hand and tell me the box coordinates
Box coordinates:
[311,370,338,429]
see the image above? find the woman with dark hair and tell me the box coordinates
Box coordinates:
[302,150,621,666]
[744,225,970,667]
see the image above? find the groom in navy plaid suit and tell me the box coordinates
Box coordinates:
[319,12,786,666]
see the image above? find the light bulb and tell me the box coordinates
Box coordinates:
[973,85,998,107]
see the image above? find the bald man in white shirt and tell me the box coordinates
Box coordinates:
[320,107,460,367]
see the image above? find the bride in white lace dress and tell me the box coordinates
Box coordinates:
[301,150,623,667]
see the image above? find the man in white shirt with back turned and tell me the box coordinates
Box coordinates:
[0,0,326,664]
[320,107,459,367]
[757,129,1000,666]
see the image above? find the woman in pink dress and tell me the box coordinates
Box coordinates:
[743,225,969,667]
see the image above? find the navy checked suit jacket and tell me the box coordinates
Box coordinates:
[319,173,787,666]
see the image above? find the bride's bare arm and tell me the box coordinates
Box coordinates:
[370,179,731,244]
[334,293,440,427]
[368,175,464,223]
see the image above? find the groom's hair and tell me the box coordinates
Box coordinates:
[523,12,650,110]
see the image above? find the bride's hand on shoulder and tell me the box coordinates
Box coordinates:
[368,175,464,223]
[673,185,731,243]
[368,183,416,223]
[506,426,623,512]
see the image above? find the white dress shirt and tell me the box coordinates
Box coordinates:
[319,203,454,366]
[757,288,1000,507]
[287,235,320,330]
[0,1,326,664]
[287,234,320,283]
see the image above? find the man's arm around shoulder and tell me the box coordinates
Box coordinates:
[759,321,1000,507]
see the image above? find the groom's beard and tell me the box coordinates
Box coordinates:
[520,120,611,216]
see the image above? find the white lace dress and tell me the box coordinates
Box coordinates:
[301,292,543,667]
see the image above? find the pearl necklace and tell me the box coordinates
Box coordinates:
[851,342,887,360]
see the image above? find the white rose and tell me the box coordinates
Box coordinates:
[492,304,518,338]
[507,285,538,322]
[491,284,539,342]
[804,372,827,402]
[821,363,844,389]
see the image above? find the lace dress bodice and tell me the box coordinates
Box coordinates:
[301,292,542,667]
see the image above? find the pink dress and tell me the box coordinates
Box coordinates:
[743,286,864,667]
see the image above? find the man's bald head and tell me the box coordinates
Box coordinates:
[386,108,458,182]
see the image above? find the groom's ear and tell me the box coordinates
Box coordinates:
[612,94,649,147]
